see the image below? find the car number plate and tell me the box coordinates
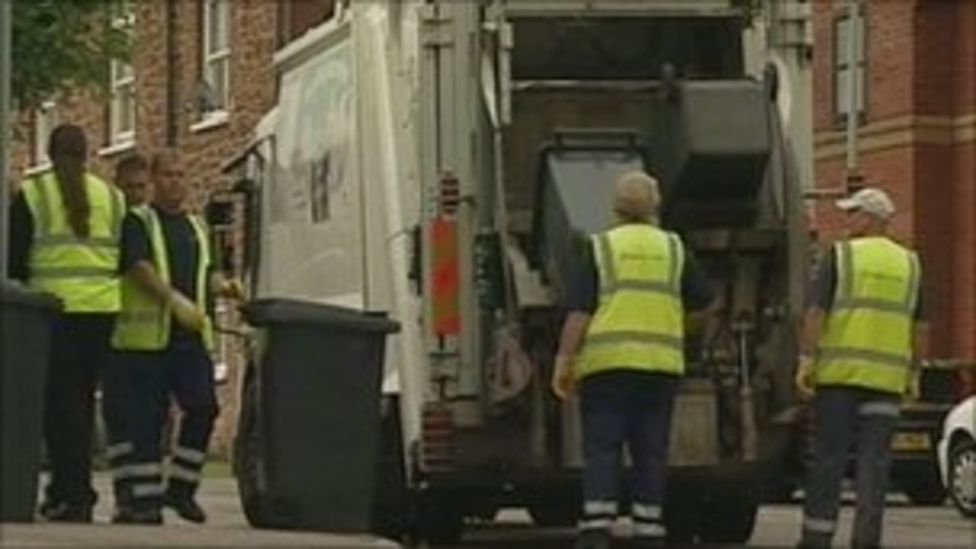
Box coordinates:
[890,432,930,451]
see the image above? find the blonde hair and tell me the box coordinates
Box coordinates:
[613,171,661,223]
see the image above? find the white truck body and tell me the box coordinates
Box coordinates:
[235,0,815,542]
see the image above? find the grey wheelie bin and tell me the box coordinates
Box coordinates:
[1,282,62,522]
[234,298,399,533]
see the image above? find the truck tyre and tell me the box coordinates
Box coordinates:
[415,496,464,546]
[527,501,579,528]
[900,464,946,506]
[699,482,760,544]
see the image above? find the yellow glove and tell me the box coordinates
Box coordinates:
[551,355,576,401]
[795,354,816,402]
[168,290,207,333]
[904,370,921,402]
[219,278,246,301]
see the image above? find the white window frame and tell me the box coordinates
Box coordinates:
[107,4,137,147]
[201,0,231,120]
[29,101,58,173]
[834,9,866,125]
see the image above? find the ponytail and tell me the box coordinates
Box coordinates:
[48,124,90,238]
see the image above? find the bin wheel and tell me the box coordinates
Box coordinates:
[234,364,294,529]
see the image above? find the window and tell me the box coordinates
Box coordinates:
[32,102,58,169]
[108,3,136,145]
[201,0,232,116]
[834,9,866,124]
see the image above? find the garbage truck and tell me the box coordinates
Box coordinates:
[226,0,814,544]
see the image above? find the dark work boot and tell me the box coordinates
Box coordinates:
[575,529,612,549]
[40,501,93,523]
[112,506,164,525]
[163,493,207,524]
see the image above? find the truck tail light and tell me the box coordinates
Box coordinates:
[420,402,456,473]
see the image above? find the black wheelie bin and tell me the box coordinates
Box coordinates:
[233,298,399,533]
[1,282,62,522]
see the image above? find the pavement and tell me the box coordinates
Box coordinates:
[0,475,398,547]
[2,474,973,547]
[455,500,976,548]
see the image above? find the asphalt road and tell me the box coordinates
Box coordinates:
[452,503,975,548]
[2,476,973,547]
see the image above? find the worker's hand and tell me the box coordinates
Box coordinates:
[795,354,816,402]
[904,369,921,402]
[551,355,576,401]
[169,290,207,333]
[218,278,247,301]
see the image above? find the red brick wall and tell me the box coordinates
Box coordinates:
[8,0,282,457]
[813,0,975,360]
[951,0,976,360]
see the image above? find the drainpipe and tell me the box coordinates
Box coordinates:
[166,0,177,146]
[0,0,11,279]
[844,0,862,189]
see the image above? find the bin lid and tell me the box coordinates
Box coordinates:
[242,298,400,334]
[0,281,63,311]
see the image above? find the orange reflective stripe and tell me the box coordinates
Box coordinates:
[430,217,460,336]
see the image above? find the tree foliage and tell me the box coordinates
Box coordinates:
[11,0,131,110]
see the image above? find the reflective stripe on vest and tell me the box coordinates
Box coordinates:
[22,173,123,313]
[816,237,919,394]
[578,224,685,379]
[111,207,214,351]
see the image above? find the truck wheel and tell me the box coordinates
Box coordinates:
[527,502,579,528]
[415,495,465,546]
[900,464,946,506]
[699,483,760,544]
[947,439,976,518]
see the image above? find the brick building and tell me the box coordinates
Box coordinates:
[8,0,341,456]
[812,0,975,361]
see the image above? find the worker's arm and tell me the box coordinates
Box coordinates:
[557,312,592,359]
[552,243,598,400]
[129,260,176,305]
[119,212,205,331]
[796,249,836,400]
[681,252,719,324]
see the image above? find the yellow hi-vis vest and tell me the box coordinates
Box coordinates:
[577,224,685,380]
[22,172,124,313]
[112,206,214,351]
[816,237,921,395]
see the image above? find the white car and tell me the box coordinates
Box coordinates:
[938,396,976,518]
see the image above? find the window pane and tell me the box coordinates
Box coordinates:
[836,67,850,115]
[207,0,230,54]
[206,58,229,110]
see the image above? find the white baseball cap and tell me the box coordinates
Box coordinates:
[835,188,896,220]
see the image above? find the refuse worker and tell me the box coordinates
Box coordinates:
[111,149,243,524]
[6,124,126,522]
[795,187,927,549]
[100,152,151,522]
[113,153,150,207]
[551,171,716,549]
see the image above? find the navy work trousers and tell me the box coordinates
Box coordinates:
[121,336,218,511]
[579,370,679,543]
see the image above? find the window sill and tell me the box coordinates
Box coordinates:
[98,140,136,158]
[23,163,52,177]
[190,111,231,134]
